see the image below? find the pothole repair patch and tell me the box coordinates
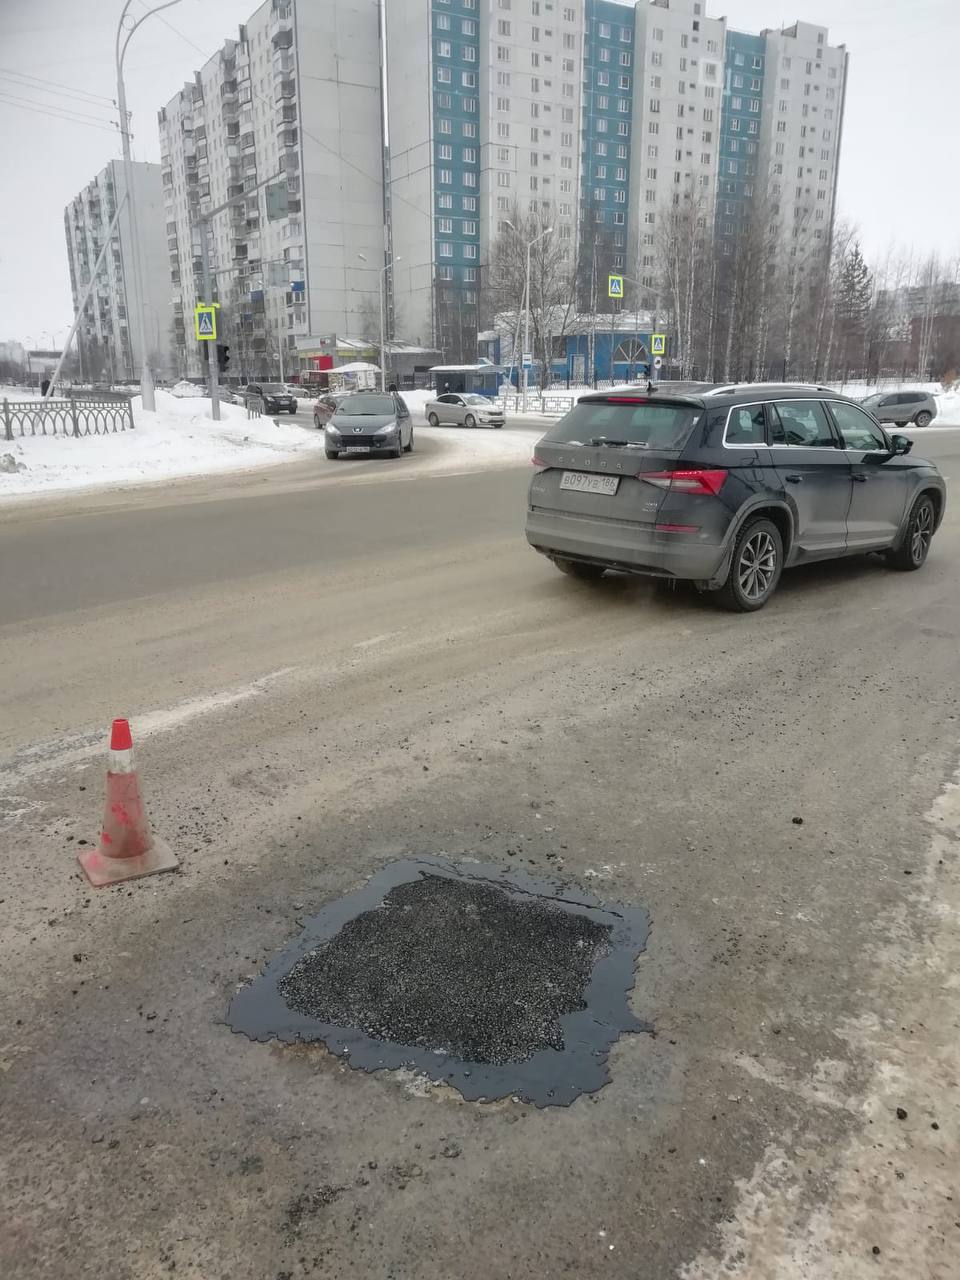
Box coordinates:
[227,857,651,1106]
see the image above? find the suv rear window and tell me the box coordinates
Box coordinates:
[544,399,702,450]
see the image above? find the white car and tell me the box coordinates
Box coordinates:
[425,393,505,429]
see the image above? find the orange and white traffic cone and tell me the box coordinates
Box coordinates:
[78,719,179,888]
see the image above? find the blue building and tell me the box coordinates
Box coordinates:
[430,2,481,353]
[716,32,766,258]
[581,1,636,281]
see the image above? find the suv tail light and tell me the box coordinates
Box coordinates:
[642,468,728,496]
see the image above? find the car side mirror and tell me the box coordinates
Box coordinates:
[891,434,913,456]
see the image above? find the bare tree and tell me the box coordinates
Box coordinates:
[486,202,578,382]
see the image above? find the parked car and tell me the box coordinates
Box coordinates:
[313,391,348,428]
[860,390,936,428]
[323,391,414,459]
[245,382,298,414]
[526,382,946,612]
[425,393,505,429]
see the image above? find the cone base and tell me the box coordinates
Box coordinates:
[78,835,179,888]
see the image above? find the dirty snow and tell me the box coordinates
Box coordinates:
[0,387,537,501]
[0,390,326,499]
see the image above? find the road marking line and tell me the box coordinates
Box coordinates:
[0,667,298,788]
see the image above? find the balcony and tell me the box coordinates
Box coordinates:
[227,182,245,199]
[277,128,298,150]
[220,79,238,99]
[275,79,296,101]
[272,28,293,51]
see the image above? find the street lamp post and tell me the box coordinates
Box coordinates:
[505,221,552,412]
[357,254,401,391]
[116,0,183,412]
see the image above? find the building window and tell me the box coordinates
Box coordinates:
[436,67,451,84]
[438,118,452,135]
[463,219,477,235]
[497,45,510,61]
[462,18,476,34]
[437,40,451,57]
[593,187,606,201]
[462,196,476,211]
[438,168,452,183]
[438,143,452,160]
[438,193,453,208]
[462,147,477,164]
[437,265,453,281]
[437,217,453,234]
[497,171,510,187]
[613,189,625,203]
[464,244,477,258]
[615,166,626,181]
[438,242,453,258]
[497,122,510,138]
[463,121,477,138]
[436,13,450,29]
[598,21,611,37]
[619,51,631,67]
[497,96,510,111]
[463,171,477,187]
[462,71,476,87]
[497,18,510,34]
[651,51,662,66]
[463,45,476,62]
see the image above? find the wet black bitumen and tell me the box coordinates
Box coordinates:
[227,858,651,1106]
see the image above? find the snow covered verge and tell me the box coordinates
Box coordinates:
[0,390,325,500]
[490,381,960,426]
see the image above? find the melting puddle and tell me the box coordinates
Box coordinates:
[227,857,651,1106]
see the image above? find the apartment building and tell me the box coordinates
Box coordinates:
[387,0,587,358]
[714,30,766,258]
[628,0,727,291]
[580,1,636,293]
[63,160,169,382]
[757,21,848,266]
[158,0,384,380]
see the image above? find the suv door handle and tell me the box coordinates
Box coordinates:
[852,473,869,482]
[784,473,803,483]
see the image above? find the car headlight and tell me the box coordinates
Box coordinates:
[325,424,341,437]
[375,421,399,435]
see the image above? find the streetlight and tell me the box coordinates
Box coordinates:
[116,0,183,411]
[505,221,552,411]
[357,253,402,391]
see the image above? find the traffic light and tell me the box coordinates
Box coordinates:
[217,344,230,373]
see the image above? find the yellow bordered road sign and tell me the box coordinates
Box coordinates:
[195,305,217,340]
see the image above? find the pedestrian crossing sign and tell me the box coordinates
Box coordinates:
[195,305,217,340]
[607,274,624,299]
[651,333,666,356]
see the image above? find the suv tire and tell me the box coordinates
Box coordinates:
[914,410,932,427]
[427,412,440,427]
[716,517,783,612]
[553,557,605,582]
[888,494,935,571]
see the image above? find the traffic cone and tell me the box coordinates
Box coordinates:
[78,719,179,888]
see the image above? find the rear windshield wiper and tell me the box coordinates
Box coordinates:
[589,437,646,448]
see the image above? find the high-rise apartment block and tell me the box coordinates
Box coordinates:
[63,160,170,382]
[130,0,848,376]
[158,0,384,379]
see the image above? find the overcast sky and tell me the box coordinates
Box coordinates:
[0,0,956,346]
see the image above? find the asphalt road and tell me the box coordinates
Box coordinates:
[2,432,960,1280]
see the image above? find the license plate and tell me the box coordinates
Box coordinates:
[341,446,370,454]
[560,471,619,496]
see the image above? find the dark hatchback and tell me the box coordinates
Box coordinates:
[526,382,946,611]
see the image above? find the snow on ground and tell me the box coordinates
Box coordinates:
[0,389,325,500]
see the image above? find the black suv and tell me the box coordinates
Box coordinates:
[526,382,946,611]
[245,382,297,414]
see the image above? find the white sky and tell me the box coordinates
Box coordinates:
[0,0,956,345]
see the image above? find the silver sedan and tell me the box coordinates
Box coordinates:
[425,393,505,429]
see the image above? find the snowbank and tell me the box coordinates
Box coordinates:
[0,389,325,500]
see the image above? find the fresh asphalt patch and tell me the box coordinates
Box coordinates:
[228,857,652,1106]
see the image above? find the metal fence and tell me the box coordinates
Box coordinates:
[2,396,134,440]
